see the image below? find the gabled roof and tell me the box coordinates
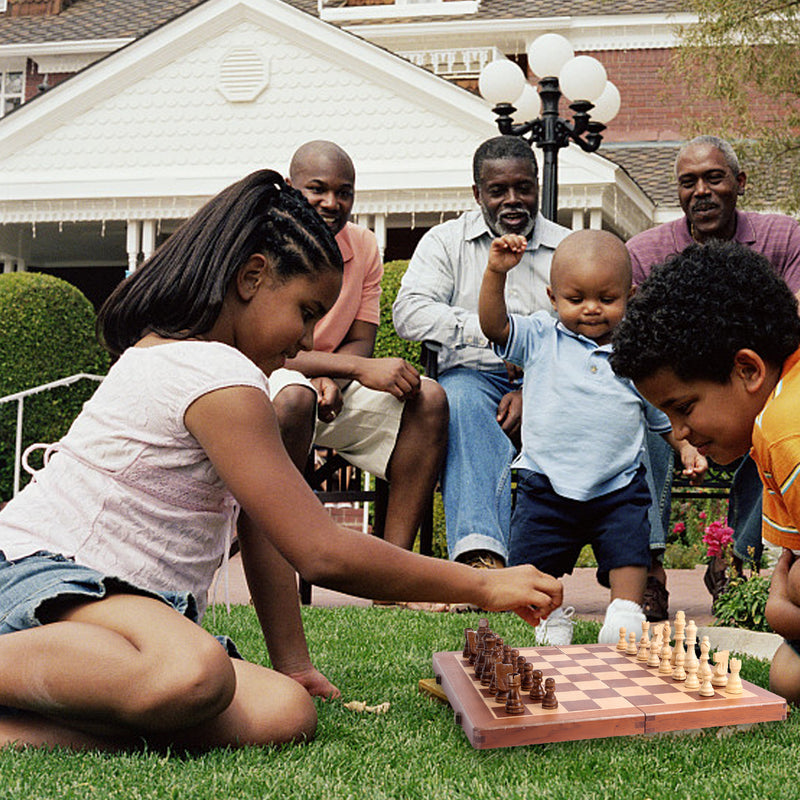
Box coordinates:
[0,0,207,44]
[0,0,690,46]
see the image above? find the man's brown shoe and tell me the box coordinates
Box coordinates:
[461,551,505,570]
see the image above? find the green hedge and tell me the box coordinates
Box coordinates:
[0,272,109,500]
[374,260,424,371]
[375,259,447,557]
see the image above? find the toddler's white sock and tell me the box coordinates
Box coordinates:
[598,598,646,644]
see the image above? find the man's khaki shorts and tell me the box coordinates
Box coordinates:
[268,368,407,480]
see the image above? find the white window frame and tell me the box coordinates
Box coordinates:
[0,67,25,117]
[0,1,7,13]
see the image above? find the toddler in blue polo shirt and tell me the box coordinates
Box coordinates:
[478,229,706,644]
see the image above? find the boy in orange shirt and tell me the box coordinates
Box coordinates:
[610,240,800,703]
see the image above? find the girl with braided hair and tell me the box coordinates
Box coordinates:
[0,170,562,752]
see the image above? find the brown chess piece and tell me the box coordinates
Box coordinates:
[505,672,525,715]
[463,628,476,660]
[520,662,534,692]
[541,677,558,709]
[494,661,514,704]
[528,669,544,703]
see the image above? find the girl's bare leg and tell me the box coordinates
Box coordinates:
[0,594,316,750]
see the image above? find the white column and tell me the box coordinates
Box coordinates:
[14,257,26,273]
[373,213,387,261]
[571,209,585,230]
[589,209,603,230]
[141,220,157,262]
[126,220,142,276]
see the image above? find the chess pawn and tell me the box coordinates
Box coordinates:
[505,672,525,715]
[626,631,638,655]
[712,651,730,688]
[684,659,701,690]
[672,649,687,682]
[726,658,744,695]
[529,669,544,703]
[659,643,673,675]
[521,662,534,692]
[542,677,558,709]
[637,636,651,662]
[616,627,627,650]
[699,672,716,697]
[647,628,663,668]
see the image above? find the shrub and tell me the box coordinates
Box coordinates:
[0,272,109,500]
[374,260,424,372]
[712,572,772,632]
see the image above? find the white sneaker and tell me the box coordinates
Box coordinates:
[598,598,646,644]
[535,606,575,646]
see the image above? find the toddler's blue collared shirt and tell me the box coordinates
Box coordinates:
[495,311,671,501]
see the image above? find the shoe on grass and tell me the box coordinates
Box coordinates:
[535,605,575,646]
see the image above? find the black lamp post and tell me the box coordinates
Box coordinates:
[479,34,620,222]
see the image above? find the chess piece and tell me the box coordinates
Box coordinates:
[476,633,495,679]
[626,631,638,655]
[648,627,663,668]
[699,672,716,697]
[637,621,651,661]
[672,649,686,682]
[699,638,712,682]
[542,677,558,709]
[528,669,544,703]
[616,627,627,651]
[672,612,685,667]
[505,672,525,715]
[726,658,744,695]
[712,650,730,688]
[684,620,699,674]
[494,661,514,704]
[659,643,673,675]
[521,662,534,692]
[481,643,497,686]
[684,658,701,690]
[464,629,476,661]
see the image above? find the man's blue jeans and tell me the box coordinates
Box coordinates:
[438,367,517,562]
[644,430,673,554]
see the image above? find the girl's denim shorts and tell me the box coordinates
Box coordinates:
[0,550,240,657]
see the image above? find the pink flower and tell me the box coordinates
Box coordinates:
[702,519,733,558]
[699,511,707,520]
[672,522,686,535]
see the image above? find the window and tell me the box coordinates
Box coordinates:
[1,70,24,116]
[0,1,7,12]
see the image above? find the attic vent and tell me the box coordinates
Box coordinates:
[217,48,269,103]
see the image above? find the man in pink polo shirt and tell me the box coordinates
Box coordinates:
[269,140,448,551]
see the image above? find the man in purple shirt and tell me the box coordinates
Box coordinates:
[627,135,800,619]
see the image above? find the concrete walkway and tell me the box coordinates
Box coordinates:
[216,554,717,626]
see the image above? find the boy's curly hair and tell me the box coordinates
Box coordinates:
[611,240,800,384]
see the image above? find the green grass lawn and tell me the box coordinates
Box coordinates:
[1,606,796,800]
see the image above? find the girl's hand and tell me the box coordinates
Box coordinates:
[478,565,563,627]
[487,235,527,274]
[286,665,341,700]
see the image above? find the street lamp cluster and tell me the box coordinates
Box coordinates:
[478,33,621,221]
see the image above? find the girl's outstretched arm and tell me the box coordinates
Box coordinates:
[237,512,340,699]
[185,386,563,620]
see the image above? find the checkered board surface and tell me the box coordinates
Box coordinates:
[432,643,787,749]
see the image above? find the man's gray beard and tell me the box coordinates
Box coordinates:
[481,203,536,238]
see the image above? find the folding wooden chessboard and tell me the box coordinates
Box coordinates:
[432,643,787,749]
